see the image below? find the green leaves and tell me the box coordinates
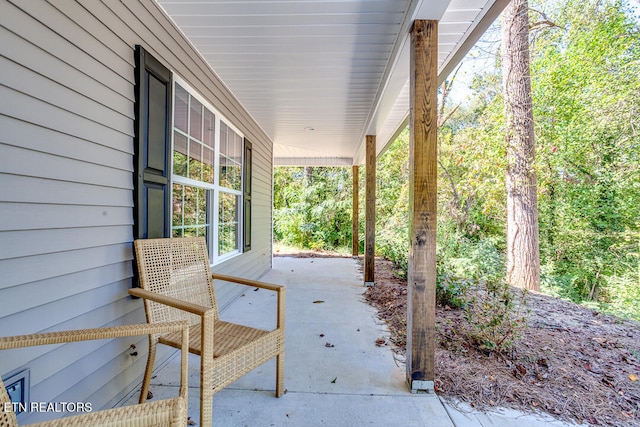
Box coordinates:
[274,166,354,250]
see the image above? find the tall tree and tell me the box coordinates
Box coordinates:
[501,0,541,291]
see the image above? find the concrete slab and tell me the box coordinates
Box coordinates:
[120,256,574,426]
[441,400,578,427]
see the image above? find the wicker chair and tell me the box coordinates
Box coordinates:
[129,237,285,427]
[0,321,189,427]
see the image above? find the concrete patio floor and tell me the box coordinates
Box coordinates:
[121,256,575,426]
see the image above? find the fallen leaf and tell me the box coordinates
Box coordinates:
[629,374,638,382]
[319,333,325,337]
[375,337,386,346]
[331,377,337,383]
[313,300,325,304]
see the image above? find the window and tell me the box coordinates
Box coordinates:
[170,80,246,263]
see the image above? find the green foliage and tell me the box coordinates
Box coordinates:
[436,235,506,307]
[274,167,354,251]
[532,0,640,314]
[375,129,410,270]
[436,235,526,353]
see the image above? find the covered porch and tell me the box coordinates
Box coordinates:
[1,0,520,423]
[119,256,570,427]
[154,0,511,393]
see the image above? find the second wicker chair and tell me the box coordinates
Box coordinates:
[129,237,285,427]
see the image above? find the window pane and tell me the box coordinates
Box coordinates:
[173,132,188,176]
[204,109,215,148]
[219,122,243,191]
[218,192,239,255]
[196,187,207,225]
[219,122,228,156]
[189,97,203,141]
[189,139,203,181]
[172,183,209,240]
[174,84,188,133]
[231,163,241,190]
[203,146,214,183]
[172,183,184,237]
[233,132,243,161]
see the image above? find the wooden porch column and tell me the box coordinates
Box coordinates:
[352,165,359,256]
[406,19,438,393]
[364,135,376,286]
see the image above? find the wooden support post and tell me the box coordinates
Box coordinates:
[364,135,376,286]
[352,165,359,256]
[406,19,438,393]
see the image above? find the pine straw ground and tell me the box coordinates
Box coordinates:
[361,257,640,427]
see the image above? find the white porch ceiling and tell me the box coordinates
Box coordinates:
[156,0,508,165]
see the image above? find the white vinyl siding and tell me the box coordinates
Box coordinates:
[0,0,273,422]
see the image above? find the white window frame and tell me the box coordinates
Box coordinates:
[170,76,244,265]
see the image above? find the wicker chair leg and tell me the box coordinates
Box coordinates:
[200,311,214,427]
[139,336,157,404]
[276,353,285,397]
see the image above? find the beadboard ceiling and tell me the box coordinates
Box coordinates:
[156,0,508,165]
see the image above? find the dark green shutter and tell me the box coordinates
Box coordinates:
[243,139,252,252]
[133,45,172,241]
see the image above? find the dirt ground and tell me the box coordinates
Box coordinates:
[275,249,640,426]
[363,257,640,427]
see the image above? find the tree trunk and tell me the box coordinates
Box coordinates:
[303,166,313,184]
[501,0,541,291]
[303,166,313,246]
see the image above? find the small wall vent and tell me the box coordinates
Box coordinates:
[3,369,30,418]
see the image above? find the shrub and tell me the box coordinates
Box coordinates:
[459,276,528,353]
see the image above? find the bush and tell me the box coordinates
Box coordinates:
[459,276,528,353]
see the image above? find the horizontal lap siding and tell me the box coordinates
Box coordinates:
[0,0,273,421]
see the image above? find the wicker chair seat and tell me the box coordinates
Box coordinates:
[159,321,271,357]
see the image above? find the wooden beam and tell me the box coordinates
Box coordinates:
[352,165,359,256]
[407,19,438,393]
[364,135,376,286]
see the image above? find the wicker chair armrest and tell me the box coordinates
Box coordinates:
[211,273,285,293]
[129,288,212,316]
[0,321,189,350]
[211,273,286,329]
